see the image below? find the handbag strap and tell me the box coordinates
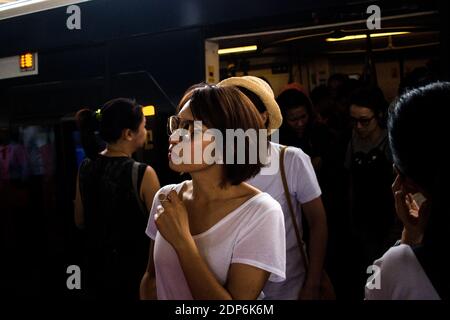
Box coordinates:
[132,161,148,216]
[279,145,309,271]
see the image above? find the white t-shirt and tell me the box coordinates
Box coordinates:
[145,183,286,300]
[247,142,322,300]
[365,244,440,300]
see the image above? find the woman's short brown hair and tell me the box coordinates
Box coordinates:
[177,84,267,186]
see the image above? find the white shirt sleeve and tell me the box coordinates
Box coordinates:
[145,184,176,240]
[285,147,322,204]
[365,244,440,300]
[231,197,286,282]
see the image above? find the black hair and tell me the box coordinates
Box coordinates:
[276,88,315,122]
[328,73,349,86]
[235,86,270,129]
[75,98,143,159]
[236,86,266,114]
[350,85,388,125]
[389,81,449,299]
[398,65,439,95]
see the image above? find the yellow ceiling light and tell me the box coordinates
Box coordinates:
[19,52,34,70]
[142,105,155,116]
[218,45,257,55]
[326,31,410,42]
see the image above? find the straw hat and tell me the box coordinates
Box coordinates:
[218,76,282,133]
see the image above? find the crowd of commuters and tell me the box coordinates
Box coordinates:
[72,63,448,300]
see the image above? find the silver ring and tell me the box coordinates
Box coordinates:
[156,205,165,214]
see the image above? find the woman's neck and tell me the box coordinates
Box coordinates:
[102,142,133,158]
[189,166,237,202]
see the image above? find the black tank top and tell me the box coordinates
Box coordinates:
[78,155,148,298]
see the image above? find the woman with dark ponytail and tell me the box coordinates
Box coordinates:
[74,98,160,299]
[365,82,449,300]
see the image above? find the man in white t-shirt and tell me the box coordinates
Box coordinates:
[219,76,329,300]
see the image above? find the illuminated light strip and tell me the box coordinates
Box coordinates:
[143,105,155,116]
[218,45,257,55]
[326,31,410,42]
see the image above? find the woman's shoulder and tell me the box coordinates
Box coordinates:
[369,244,440,299]
[271,142,309,160]
[244,192,283,218]
[377,244,417,267]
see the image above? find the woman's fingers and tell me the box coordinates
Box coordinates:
[417,199,431,225]
[156,189,183,219]
[392,174,401,194]
[395,189,411,223]
[167,190,182,205]
[406,193,419,217]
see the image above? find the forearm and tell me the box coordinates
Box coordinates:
[175,238,232,300]
[304,222,327,287]
[140,272,157,300]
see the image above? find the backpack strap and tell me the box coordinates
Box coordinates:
[279,145,309,270]
[132,161,148,216]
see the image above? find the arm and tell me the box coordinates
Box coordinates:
[300,197,328,299]
[311,156,323,173]
[287,148,328,298]
[140,240,157,299]
[175,238,270,300]
[74,170,84,228]
[140,166,161,212]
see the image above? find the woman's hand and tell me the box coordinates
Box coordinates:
[155,190,193,250]
[392,174,431,245]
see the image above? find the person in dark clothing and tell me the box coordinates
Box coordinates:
[276,88,334,176]
[344,86,398,296]
[74,98,160,299]
[366,82,449,300]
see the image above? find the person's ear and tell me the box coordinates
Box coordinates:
[122,128,133,141]
[260,111,269,128]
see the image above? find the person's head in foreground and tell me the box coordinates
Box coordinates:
[388,81,449,299]
[168,83,268,186]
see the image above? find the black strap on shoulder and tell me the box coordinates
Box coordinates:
[132,161,148,216]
